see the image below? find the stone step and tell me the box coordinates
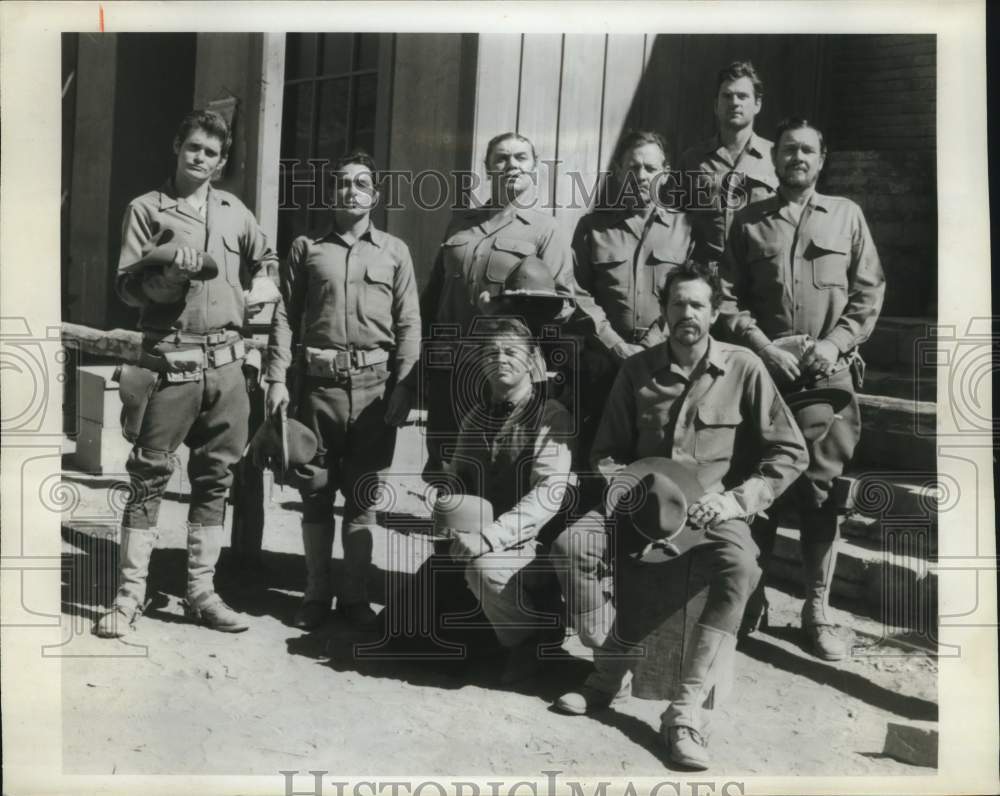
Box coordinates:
[767,524,937,633]
[862,366,935,401]
[855,391,936,471]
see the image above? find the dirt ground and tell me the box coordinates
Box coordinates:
[58,445,938,780]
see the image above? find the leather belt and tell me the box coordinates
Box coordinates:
[302,346,391,378]
[143,336,247,382]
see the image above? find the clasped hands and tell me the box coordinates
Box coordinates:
[759,335,839,385]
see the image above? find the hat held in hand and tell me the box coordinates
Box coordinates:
[784,387,852,442]
[432,494,494,538]
[607,457,705,564]
[120,228,220,281]
[247,411,318,473]
[498,256,566,303]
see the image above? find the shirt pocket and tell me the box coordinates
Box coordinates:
[440,233,472,280]
[485,237,536,287]
[362,260,395,321]
[693,405,742,463]
[221,236,243,287]
[807,235,850,289]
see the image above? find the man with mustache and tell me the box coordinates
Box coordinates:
[677,60,777,258]
[266,151,421,629]
[720,117,886,660]
[551,260,807,769]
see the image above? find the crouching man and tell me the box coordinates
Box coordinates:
[551,260,808,769]
[444,317,574,684]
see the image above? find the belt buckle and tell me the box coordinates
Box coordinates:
[334,350,352,372]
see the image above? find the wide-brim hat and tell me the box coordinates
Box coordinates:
[498,255,567,303]
[432,494,494,538]
[784,387,853,442]
[607,457,705,564]
[120,228,219,281]
[247,413,318,472]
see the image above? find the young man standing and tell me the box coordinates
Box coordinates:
[677,60,777,258]
[266,151,420,629]
[96,109,280,637]
[551,261,808,769]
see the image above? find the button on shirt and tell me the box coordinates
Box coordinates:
[420,205,623,351]
[266,223,421,383]
[116,181,279,333]
[677,133,778,257]
[591,338,808,516]
[720,191,886,354]
[573,207,695,343]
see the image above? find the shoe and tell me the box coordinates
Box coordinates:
[94,603,139,638]
[337,601,378,629]
[804,622,847,661]
[184,594,250,633]
[499,640,543,685]
[293,600,330,630]
[663,724,710,770]
[554,683,630,715]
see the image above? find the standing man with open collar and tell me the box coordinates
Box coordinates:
[95,109,280,637]
[419,132,626,479]
[720,117,886,661]
[266,150,421,630]
[572,129,697,466]
[677,60,778,260]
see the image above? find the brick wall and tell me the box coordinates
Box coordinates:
[818,35,936,318]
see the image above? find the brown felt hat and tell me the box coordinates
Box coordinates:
[498,256,566,303]
[120,228,219,281]
[784,387,853,442]
[607,457,706,564]
[247,413,318,472]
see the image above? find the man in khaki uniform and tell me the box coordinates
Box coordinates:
[721,117,886,660]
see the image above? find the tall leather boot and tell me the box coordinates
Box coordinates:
[800,530,847,660]
[294,521,335,630]
[338,525,376,628]
[94,526,158,638]
[184,523,249,633]
[660,623,736,770]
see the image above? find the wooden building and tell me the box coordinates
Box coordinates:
[62,32,936,330]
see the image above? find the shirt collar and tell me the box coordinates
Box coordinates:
[315,219,385,247]
[651,336,727,379]
[158,179,230,213]
[706,131,768,161]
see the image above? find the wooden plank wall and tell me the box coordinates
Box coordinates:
[469,33,826,243]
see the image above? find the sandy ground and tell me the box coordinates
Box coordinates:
[58,435,937,780]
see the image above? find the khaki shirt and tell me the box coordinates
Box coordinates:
[116,181,278,333]
[266,223,421,383]
[677,132,777,258]
[720,191,886,354]
[591,338,808,516]
[573,207,695,344]
[420,205,623,351]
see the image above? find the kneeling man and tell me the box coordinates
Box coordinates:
[551,260,808,769]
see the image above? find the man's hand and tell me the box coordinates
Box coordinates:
[266,381,290,417]
[449,531,491,562]
[687,492,743,530]
[383,383,413,426]
[612,341,644,362]
[244,277,281,310]
[760,343,802,385]
[801,339,840,379]
[163,246,205,285]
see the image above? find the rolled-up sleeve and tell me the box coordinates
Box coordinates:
[482,401,575,551]
[115,203,155,308]
[727,357,809,515]
[241,207,280,281]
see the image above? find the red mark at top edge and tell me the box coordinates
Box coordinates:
[99,5,105,32]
